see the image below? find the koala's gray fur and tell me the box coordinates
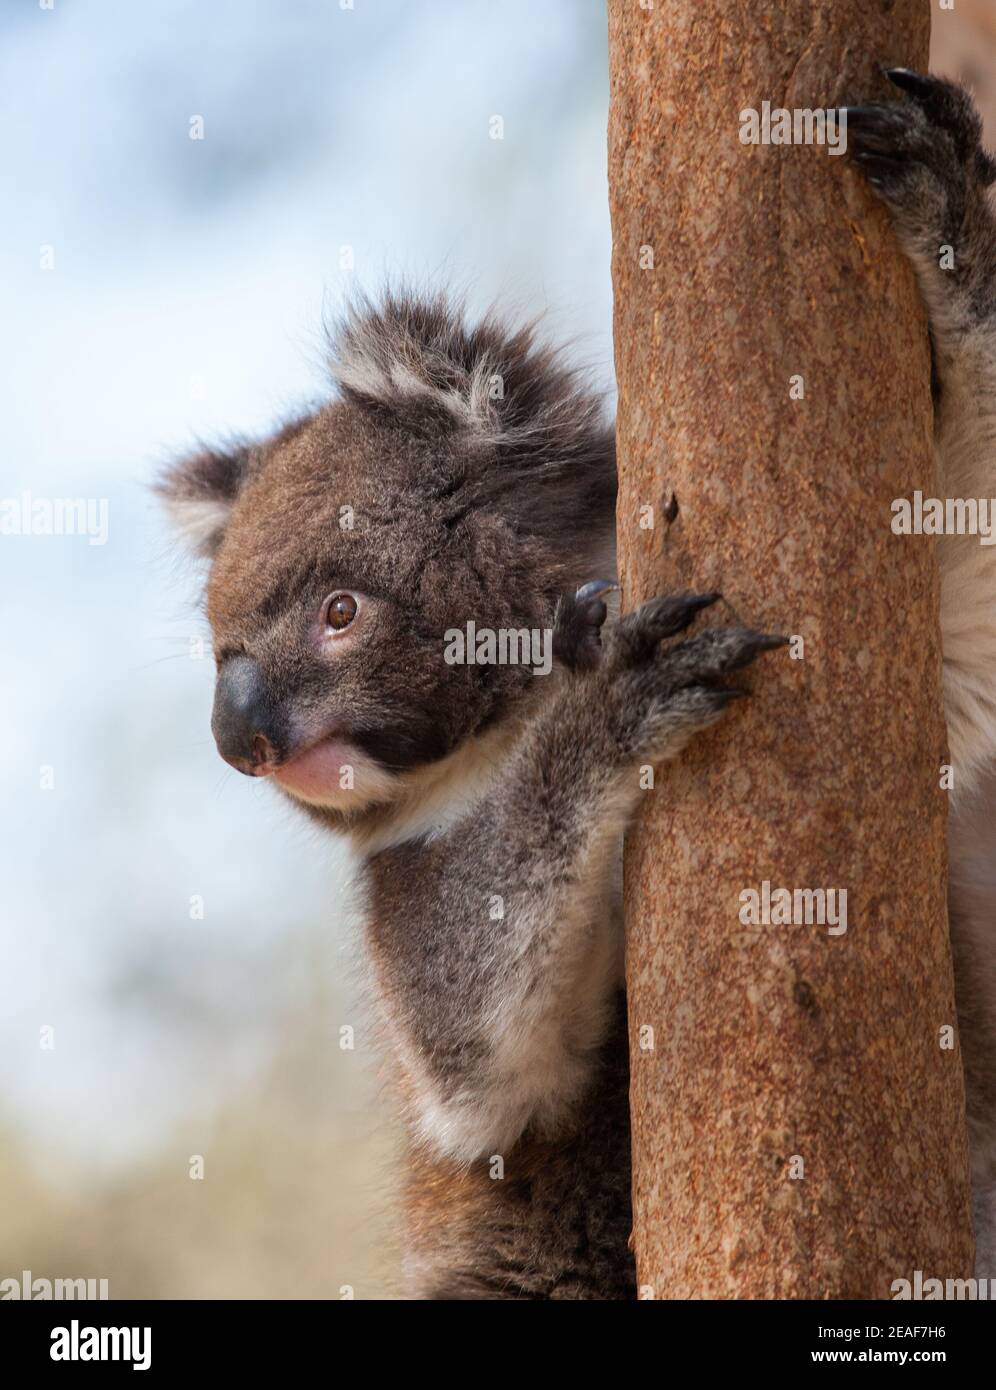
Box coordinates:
[848,70,996,1282]
[161,70,996,1297]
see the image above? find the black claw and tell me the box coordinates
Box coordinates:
[654,590,722,638]
[726,631,789,672]
[885,67,936,99]
[663,491,679,525]
[619,590,723,663]
[575,578,618,603]
[714,687,749,706]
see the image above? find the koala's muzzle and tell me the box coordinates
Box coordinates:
[212,656,284,775]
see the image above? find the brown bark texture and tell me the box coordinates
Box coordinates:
[608,0,975,1298]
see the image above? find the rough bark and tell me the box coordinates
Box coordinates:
[608,0,975,1297]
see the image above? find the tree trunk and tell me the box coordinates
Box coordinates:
[608,0,975,1298]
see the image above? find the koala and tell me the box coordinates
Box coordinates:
[160,294,784,1299]
[845,69,996,1280]
[160,68,996,1298]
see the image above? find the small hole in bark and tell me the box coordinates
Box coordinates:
[793,979,819,1014]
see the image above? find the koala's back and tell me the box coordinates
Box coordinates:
[399,992,636,1300]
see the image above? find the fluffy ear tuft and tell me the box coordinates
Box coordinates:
[156,443,249,557]
[328,289,605,451]
[328,288,617,562]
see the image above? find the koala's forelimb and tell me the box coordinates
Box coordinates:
[367,591,785,1162]
[847,71,996,789]
[849,69,996,1279]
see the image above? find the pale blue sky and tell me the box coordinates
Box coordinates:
[0,0,613,1177]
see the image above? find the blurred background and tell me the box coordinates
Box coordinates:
[1,1,994,1301]
[0,0,613,1300]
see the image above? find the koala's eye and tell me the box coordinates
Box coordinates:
[324,592,359,632]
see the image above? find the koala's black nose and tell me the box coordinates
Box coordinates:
[211,656,282,775]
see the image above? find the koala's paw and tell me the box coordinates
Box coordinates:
[844,71,996,263]
[600,592,787,762]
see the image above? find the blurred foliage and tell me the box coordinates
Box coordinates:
[0,1002,401,1299]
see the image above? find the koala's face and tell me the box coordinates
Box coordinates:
[169,404,557,813]
[161,294,616,815]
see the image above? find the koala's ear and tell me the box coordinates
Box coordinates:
[156,443,249,558]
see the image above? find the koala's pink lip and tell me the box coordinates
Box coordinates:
[271,737,359,797]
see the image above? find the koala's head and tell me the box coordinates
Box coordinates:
[160,292,616,819]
